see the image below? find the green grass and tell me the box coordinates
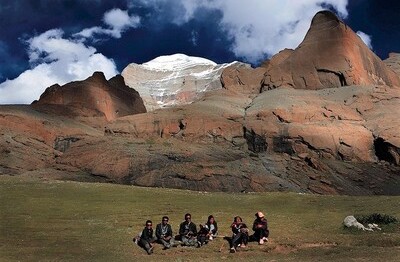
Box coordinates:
[1,176,400,261]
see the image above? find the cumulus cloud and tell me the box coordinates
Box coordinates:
[0,8,141,104]
[135,0,349,63]
[0,29,118,104]
[103,8,140,30]
[356,31,373,49]
[75,8,140,39]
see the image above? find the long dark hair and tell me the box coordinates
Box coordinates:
[233,216,242,223]
[207,215,215,225]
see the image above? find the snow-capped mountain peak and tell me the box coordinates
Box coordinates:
[122,54,243,111]
[142,53,217,71]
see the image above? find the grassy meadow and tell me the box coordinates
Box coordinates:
[1,175,399,261]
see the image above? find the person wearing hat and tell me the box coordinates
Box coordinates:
[252,211,269,245]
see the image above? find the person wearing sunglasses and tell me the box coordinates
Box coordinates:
[155,216,175,249]
[139,220,157,255]
[178,213,198,246]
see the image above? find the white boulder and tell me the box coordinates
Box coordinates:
[343,216,381,231]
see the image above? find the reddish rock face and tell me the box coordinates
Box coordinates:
[33,72,146,121]
[0,105,102,175]
[384,53,400,77]
[261,11,400,91]
[221,63,267,95]
[3,11,400,195]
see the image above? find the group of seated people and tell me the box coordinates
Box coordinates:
[133,211,269,254]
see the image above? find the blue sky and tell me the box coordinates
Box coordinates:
[0,0,399,104]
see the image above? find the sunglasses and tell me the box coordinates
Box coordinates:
[146,224,152,226]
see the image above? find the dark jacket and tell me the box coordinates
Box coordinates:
[141,227,154,241]
[205,221,218,235]
[252,217,268,231]
[179,221,197,237]
[231,222,247,235]
[198,225,209,236]
[155,223,173,240]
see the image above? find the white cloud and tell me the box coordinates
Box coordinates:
[0,64,63,104]
[356,31,373,49]
[191,30,199,46]
[75,8,140,39]
[0,29,118,104]
[0,8,141,104]
[28,29,96,64]
[74,26,105,39]
[135,0,349,63]
[104,8,140,31]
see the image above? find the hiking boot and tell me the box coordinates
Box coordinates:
[147,246,154,255]
[196,241,202,248]
[230,247,236,253]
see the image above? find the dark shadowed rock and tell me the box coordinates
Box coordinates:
[261,10,400,91]
[244,127,268,153]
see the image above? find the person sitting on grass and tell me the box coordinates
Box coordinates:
[156,216,175,250]
[196,224,209,247]
[139,220,157,255]
[179,213,198,247]
[252,211,269,245]
[204,215,218,241]
[230,216,249,253]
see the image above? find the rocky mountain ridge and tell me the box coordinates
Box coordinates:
[261,11,400,91]
[32,72,146,123]
[1,10,400,195]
